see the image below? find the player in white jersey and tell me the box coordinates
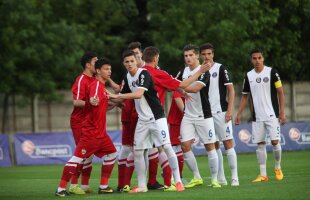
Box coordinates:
[108,50,185,193]
[200,43,239,186]
[235,48,287,182]
[177,44,221,188]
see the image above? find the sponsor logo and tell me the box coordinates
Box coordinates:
[256,77,261,83]
[21,140,72,158]
[0,147,3,160]
[289,128,301,141]
[263,77,269,83]
[212,72,217,77]
[238,129,251,143]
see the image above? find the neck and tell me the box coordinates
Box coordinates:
[83,69,93,77]
[145,62,156,68]
[189,62,200,70]
[96,76,107,84]
[254,65,264,73]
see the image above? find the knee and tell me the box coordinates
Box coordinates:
[271,140,279,146]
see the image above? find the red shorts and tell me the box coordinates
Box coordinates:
[121,117,137,146]
[74,134,117,158]
[71,126,82,145]
[169,124,181,145]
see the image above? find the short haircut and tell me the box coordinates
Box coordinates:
[80,51,97,69]
[95,58,111,71]
[128,41,142,51]
[183,44,199,54]
[122,49,136,60]
[200,43,214,53]
[250,48,264,57]
[142,46,160,63]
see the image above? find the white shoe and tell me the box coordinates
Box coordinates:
[231,179,239,186]
[218,179,228,186]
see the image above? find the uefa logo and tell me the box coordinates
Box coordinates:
[263,77,269,83]
[238,129,251,143]
[289,128,301,141]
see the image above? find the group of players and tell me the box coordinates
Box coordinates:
[55,42,286,197]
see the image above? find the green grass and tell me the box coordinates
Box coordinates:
[0,151,309,200]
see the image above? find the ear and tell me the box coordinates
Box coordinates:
[96,68,100,74]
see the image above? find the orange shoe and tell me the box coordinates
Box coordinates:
[252,175,269,182]
[175,182,185,192]
[275,168,284,180]
[128,186,148,194]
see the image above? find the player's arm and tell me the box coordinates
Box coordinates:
[183,82,204,93]
[73,100,85,107]
[109,88,145,101]
[277,87,286,125]
[226,84,235,122]
[107,78,121,93]
[175,97,184,112]
[234,94,248,125]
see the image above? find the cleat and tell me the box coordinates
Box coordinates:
[181,178,189,185]
[210,180,221,188]
[275,168,284,181]
[69,185,86,194]
[218,179,228,186]
[83,188,94,193]
[55,190,70,197]
[129,186,148,193]
[184,178,203,188]
[123,185,131,192]
[175,181,185,192]
[98,186,113,194]
[147,181,164,190]
[116,186,123,193]
[231,179,239,186]
[164,185,176,192]
[252,175,269,182]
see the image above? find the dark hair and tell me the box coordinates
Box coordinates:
[80,51,97,69]
[122,49,136,60]
[95,58,111,70]
[128,41,142,51]
[200,43,214,53]
[250,48,264,57]
[183,44,199,54]
[142,46,160,63]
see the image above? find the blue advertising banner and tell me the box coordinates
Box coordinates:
[192,121,310,155]
[13,122,310,165]
[0,134,12,167]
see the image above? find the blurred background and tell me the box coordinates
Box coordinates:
[0,0,310,133]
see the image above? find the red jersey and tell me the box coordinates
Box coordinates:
[142,65,181,106]
[167,91,184,125]
[82,80,108,139]
[70,73,96,128]
[121,99,138,122]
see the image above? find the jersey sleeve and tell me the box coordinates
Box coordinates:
[242,74,250,94]
[175,69,184,81]
[219,65,233,85]
[72,75,87,100]
[120,76,131,94]
[156,70,181,91]
[172,91,183,99]
[137,70,152,90]
[271,68,282,88]
[196,71,210,86]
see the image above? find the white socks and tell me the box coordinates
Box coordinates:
[134,150,147,189]
[226,148,238,180]
[256,144,267,176]
[273,143,282,169]
[184,151,202,180]
[207,149,219,181]
[163,144,181,183]
[216,148,225,181]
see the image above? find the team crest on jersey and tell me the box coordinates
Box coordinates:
[199,73,205,80]
[81,149,86,155]
[212,72,217,77]
[256,77,261,83]
[263,77,269,83]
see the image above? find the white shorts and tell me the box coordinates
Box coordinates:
[134,118,171,150]
[180,116,216,144]
[252,118,281,143]
[213,112,233,142]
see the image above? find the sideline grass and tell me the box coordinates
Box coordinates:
[0,151,309,200]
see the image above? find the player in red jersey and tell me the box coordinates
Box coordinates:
[55,58,118,197]
[69,52,97,194]
[167,91,185,181]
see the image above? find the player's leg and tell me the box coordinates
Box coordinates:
[80,155,94,192]
[172,145,184,179]
[215,141,227,185]
[123,151,135,192]
[252,121,269,182]
[147,147,164,189]
[170,125,184,180]
[98,151,117,194]
[117,145,132,191]
[223,139,239,186]
[157,147,172,188]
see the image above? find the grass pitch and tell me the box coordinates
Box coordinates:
[0,151,309,200]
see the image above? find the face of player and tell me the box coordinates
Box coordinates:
[87,57,98,75]
[200,49,214,64]
[131,48,143,67]
[251,52,264,71]
[184,50,199,68]
[96,64,111,82]
[123,55,138,76]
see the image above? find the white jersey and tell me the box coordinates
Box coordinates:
[242,66,282,122]
[176,65,212,119]
[208,62,233,114]
[121,68,165,121]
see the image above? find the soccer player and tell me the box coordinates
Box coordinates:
[55,58,118,197]
[69,52,97,194]
[200,43,239,186]
[177,44,221,188]
[167,91,185,181]
[234,48,287,182]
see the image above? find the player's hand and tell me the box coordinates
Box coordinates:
[200,61,212,73]
[225,111,233,123]
[183,92,192,101]
[108,93,119,99]
[234,114,241,125]
[279,112,287,125]
[90,95,99,106]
